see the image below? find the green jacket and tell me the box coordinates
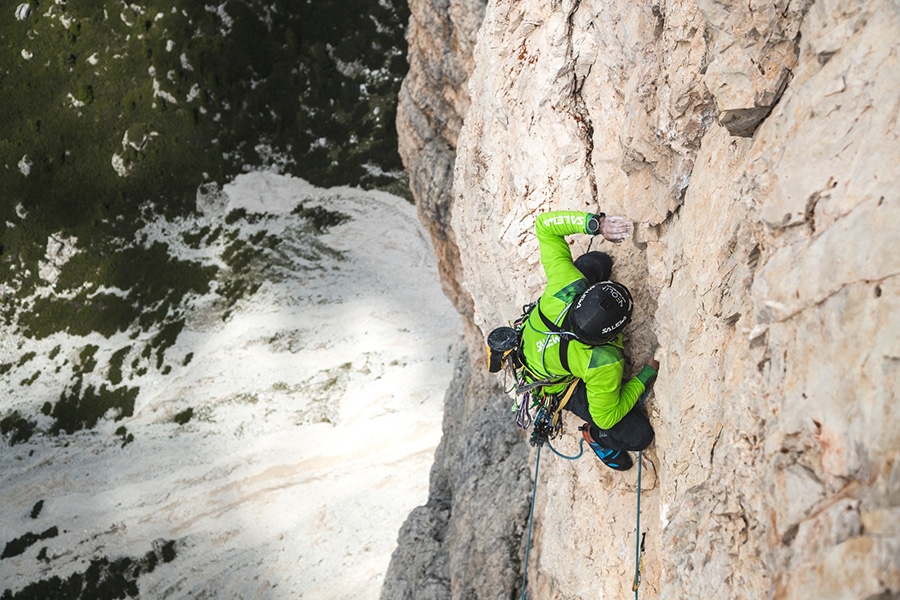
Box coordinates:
[520,210,656,429]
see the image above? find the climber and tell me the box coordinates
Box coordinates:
[517,210,659,471]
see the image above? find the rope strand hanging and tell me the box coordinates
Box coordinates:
[520,445,541,600]
[632,450,645,598]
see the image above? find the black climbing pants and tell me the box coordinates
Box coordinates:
[564,381,655,451]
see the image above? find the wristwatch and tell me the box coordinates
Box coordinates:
[587,212,606,235]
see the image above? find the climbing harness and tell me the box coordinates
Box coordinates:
[524,380,579,448]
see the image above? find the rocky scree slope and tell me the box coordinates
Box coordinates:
[387,0,900,598]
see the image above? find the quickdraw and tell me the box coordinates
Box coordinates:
[632,530,646,594]
[524,379,578,447]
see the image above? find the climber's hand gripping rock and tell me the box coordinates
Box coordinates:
[598,215,633,243]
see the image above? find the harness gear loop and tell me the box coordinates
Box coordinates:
[550,378,579,428]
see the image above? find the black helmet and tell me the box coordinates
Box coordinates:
[568,281,633,345]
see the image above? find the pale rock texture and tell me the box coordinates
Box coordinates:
[700,0,812,137]
[386,0,533,598]
[389,0,900,598]
[396,0,488,324]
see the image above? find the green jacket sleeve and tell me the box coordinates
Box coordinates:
[522,211,597,381]
[583,360,657,429]
[534,211,597,294]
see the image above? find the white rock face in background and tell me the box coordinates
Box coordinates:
[396,0,900,597]
[17,155,32,176]
[38,233,80,285]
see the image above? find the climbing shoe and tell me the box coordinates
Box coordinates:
[582,428,633,471]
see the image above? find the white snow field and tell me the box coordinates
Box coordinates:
[0,172,461,599]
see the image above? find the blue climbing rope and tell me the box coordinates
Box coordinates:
[520,444,541,600]
[546,436,585,461]
[632,380,653,597]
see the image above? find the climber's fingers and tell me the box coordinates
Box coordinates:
[600,215,633,243]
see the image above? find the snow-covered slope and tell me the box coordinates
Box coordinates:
[0,172,461,599]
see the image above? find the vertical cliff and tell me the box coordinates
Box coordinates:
[385,1,534,598]
[390,0,900,598]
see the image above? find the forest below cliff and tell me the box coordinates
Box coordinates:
[2,3,455,599]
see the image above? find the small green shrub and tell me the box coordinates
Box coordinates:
[173,407,194,425]
[74,83,94,105]
[1,411,37,446]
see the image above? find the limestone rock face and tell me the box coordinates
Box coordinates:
[387,0,533,597]
[380,345,532,600]
[396,0,488,323]
[700,0,813,136]
[391,0,900,598]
